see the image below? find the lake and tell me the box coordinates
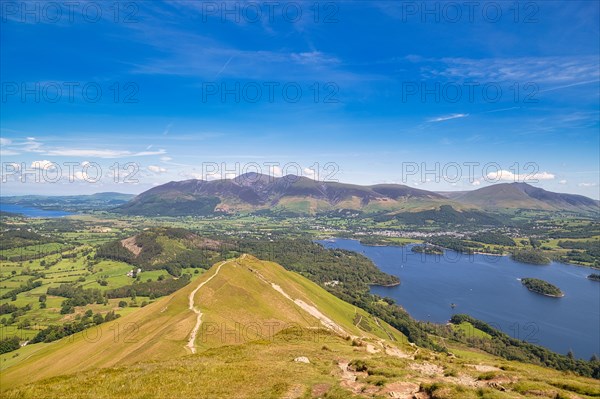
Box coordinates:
[0,203,74,218]
[317,238,600,360]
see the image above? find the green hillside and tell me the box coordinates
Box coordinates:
[0,255,407,390]
[3,255,600,399]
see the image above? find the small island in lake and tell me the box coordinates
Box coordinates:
[588,273,600,282]
[411,245,443,255]
[521,278,564,298]
[511,250,551,265]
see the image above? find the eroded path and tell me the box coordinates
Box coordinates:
[247,265,350,337]
[186,259,229,354]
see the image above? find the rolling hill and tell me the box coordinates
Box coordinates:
[1,192,135,212]
[443,183,599,212]
[0,255,406,392]
[95,227,227,275]
[3,255,599,399]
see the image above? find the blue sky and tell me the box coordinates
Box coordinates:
[1,0,599,198]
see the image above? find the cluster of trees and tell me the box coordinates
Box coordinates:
[446,314,599,378]
[0,278,42,300]
[469,232,516,247]
[30,310,120,344]
[426,236,484,254]
[375,205,505,226]
[588,274,600,282]
[521,278,563,297]
[47,284,106,314]
[234,239,399,290]
[557,240,600,267]
[0,303,19,315]
[95,240,135,264]
[0,304,33,326]
[106,274,191,299]
[511,250,551,265]
[96,228,224,276]
[351,291,444,351]
[0,336,20,354]
[549,224,600,239]
[0,229,57,250]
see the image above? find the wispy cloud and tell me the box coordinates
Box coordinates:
[428,113,469,123]
[408,55,600,85]
[44,148,166,158]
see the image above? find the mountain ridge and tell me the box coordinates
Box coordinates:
[117,174,599,216]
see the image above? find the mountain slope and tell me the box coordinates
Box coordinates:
[0,255,406,390]
[117,173,447,215]
[3,256,600,398]
[444,182,599,212]
[117,175,598,216]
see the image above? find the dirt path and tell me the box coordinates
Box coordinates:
[269,283,348,336]
[185,259,230,354]
[243,260,349,337]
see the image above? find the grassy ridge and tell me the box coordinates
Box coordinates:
[0,255,408,390]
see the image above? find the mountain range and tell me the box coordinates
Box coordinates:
[117,174,599,216]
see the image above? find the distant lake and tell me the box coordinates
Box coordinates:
[318,238,600,360]
[0,203,73,218]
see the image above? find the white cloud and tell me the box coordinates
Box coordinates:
[472,180,481,186]
[31,160,57,170]
[178,171,205,180]
[160,156,172,162]
[559,179,568,184]
[266,165,283,178]
[148,165,167,174]
[578,182,597,187]
[0,138,12,146]
[486,170,555,182]
[428,113,469,123]
[303,168,317,180]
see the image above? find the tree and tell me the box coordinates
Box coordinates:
[118,301,128,308]
[39,294,47,303]
[93,313,104,324]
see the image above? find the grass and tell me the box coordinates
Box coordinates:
[452,322,492,340]
[0,255,410,390]
[2,255,600,398]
